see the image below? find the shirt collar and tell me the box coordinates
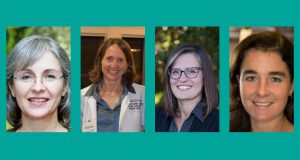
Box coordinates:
[84,84,97,96]
[191,97,208,122]
[84,83,136,97]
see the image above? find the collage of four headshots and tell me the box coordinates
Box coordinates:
[5,26,294,132]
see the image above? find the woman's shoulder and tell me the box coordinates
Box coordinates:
[155,106,169,120]
[209,108,219,117]
[132,83,145,90]
[206,108,220,130]
[81,85,91,95]
[156,106,164,114]
[205,108,219,123]
[155,106,172,132]
[81,84,97,96]
[129,83,145,96]
[189,108,219,132]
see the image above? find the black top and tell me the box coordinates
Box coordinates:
[155,107,219,132]
[168,103,206,132]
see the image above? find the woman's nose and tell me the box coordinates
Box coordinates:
[178,72,189,82]
[110,59,118,68]
[32,77,46,92]
[257,79,269,97]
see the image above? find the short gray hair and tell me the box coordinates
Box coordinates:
[7,35,71,131]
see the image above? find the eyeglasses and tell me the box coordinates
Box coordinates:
[13,71,64,85]
[168,67,202,80]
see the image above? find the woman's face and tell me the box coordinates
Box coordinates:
[101,44,128,82]
[9,52,66,120]
[170,53,203,103]
[239,50,294,123]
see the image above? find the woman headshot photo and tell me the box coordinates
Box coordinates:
[7,33,71,132]
[155,39,219,132]
[230,29,294,132]
[81,37,145,132]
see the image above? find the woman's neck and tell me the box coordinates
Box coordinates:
[18,112,67,132]
[174,97,201,132]
[251,115,293,132]
[177,96,201,120]
[101,79,123,91]
[100,80,123,96]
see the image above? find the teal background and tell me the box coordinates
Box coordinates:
[0,0,299,159]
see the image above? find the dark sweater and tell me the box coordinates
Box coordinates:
[155,107,219,132]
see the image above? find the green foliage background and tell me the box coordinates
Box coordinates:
[6,27,70,56]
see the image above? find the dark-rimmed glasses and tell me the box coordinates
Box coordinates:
[168,67,202,80]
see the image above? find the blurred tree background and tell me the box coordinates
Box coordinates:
[6,27,70,130]
[6,27,70,56]
[155,27,219,107]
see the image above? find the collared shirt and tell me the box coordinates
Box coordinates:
[168,99,208,132]
[92,84,128,132]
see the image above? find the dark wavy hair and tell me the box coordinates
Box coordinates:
[163,43,219,118]
[230,31,294,132]
[89,38,136,88]
[7,35,71,131]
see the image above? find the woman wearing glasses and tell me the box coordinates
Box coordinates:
[155,43,219,132]
[7,35,70,132]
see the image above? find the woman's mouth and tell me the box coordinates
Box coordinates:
[252,101,273,108]
[109,69,119,74]
[28,98,49,106]
[177,85,192,90]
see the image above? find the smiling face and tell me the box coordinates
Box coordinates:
[170,53,203,103]
[9,52,66,120]
[239,50,294,123]
[101,44,128,83]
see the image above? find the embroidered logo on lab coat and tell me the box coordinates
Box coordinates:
[128,100,142,110]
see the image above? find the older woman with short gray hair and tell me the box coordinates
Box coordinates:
[7,35,70,132]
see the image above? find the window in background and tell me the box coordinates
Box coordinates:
[81,36,104,88]
[123,37,145,85]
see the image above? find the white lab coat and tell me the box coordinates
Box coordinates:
[81,83,145,132]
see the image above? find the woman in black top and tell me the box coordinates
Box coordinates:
[156,43,219,132]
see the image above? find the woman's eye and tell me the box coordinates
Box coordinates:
[188,69,197,74]
[244,76,256,81]
[21,75,33,80]
[271,77,282,82]
[172,70,180,75]
[105,56,114,62]
[45,74,57,79]
[117,58,124,63]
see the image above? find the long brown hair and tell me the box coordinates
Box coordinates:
[230,31,294,132]
[89,38,136,87]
